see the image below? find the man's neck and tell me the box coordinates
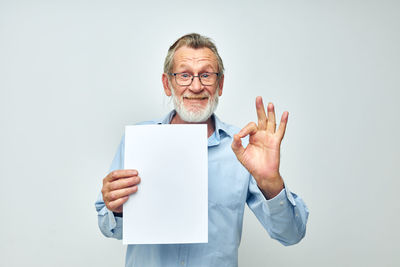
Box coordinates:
[170,113,215,138]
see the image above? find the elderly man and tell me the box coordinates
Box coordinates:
[96,33,309,267]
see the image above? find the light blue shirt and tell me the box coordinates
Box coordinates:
[95,111,309,267]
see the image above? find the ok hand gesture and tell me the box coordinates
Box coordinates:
[231,96,288,199]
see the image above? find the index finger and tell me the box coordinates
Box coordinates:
[256,96,267,130]
[105,169,138,182]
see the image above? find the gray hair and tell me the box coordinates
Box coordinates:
[163,33,225,76]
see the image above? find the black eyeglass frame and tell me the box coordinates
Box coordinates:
[168,72,221,86]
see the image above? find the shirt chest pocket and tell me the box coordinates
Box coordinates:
[207,161,248,210]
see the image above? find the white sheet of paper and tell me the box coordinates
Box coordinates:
[123,124,208,244]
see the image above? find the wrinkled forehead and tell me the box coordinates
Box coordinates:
[173,46,218,70]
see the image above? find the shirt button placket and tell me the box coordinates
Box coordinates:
[179,245,188,266]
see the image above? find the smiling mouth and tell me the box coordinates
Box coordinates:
[183,97,208,100]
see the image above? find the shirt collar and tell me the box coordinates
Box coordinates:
[157,110,177,124]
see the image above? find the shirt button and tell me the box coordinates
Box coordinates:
[181,261,185,266]
[279,201,284,206]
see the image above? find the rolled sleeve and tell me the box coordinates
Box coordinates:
[95,193,123,239]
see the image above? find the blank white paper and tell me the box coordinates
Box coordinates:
[123,124,208,245]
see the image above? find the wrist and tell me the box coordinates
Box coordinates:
[257,175,284,200]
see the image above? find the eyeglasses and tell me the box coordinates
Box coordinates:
[168,72,220,86]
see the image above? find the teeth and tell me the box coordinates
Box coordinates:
[184,97,208,100]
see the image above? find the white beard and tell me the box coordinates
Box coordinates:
[171,88,219,123]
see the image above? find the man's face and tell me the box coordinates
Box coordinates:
[163,46,224,123]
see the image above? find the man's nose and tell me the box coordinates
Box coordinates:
[189,76,203,92]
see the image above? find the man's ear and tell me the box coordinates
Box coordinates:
[218,74,224,96]
[162,73,172,96]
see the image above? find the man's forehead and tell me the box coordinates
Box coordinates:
[173,46,217,63]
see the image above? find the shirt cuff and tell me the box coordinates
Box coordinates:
[266,186,297,214]
[107,209,118,232]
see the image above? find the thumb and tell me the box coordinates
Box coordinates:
[231,134,245,161]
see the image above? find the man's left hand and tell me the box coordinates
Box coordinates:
[231,96,288,199]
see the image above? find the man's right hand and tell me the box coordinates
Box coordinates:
[101,169,141,213]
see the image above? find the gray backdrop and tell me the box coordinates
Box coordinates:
[1,0,399,266]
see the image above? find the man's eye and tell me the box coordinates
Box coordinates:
[200,73,210,78]
[180,73,191,78]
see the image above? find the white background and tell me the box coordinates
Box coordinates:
[1,0,399,266]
